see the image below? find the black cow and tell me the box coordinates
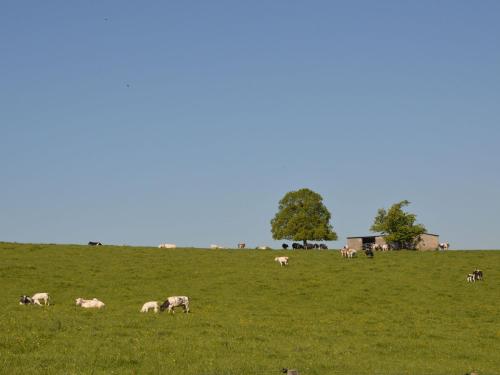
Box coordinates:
[319,244,328,249]
[473,269,483,281]
[88,241,103,246]
[282,243,289,249]
[365,248,374,258]
[292,243,304,249]
[19,295,33,305]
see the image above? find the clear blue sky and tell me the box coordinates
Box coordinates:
[1,1,499,249]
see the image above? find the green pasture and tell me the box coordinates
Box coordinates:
[0,243,498,374]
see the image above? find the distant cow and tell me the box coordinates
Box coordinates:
[365,248,374,258]
[140,301,159,313]
[275,256,289,266]
[237,243,246,249]
[282,243,289,249]
[372,243,382,251]
[381,244,390,251]
[19,295,33,305]
[76,298,105,309]
[473,269,483,281]
[282,368,299,375]
[292,243,304,249]
[160,296,190,313]
[319,244,328,249]
[210,244,224,249]
[158,243,176,249]
[347,249,357,258]
[438,242,450,251]
[466,273,475,283]
[257,245,271,250]
[340,246,349,258]
[88,241,102,246]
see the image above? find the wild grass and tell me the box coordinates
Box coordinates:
[0,242,498,374]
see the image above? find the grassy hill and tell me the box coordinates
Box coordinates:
[0,242,498,374]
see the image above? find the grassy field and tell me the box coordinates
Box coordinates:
[0,242,498,375]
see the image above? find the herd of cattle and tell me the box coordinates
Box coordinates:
[19,292,190,313]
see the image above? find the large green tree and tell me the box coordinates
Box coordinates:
[271,188,337,246]
[370,200,426,249]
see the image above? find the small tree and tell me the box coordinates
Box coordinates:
[370,200,426,249]
[271,188,337,246]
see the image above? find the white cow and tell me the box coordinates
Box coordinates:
[347,249,357,258]
[210,244,224,249]
[372,243,382,251]
[76,298,105,309]
[158,243,176,249]
[381,244,390,251]
[257,245,271,250]
[140,301,159,313]
[466,273,475,283]
[340,246,349,258]
[274,256,289,266]
[32,292,50,306]
[160,296,190,313]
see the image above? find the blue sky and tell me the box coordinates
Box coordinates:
[1,1,499,249]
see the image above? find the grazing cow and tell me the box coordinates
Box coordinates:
[340,246,349,258]
[381,244,390,251]
[319,244,328,249]
[466,273,475,283]
[76,298,105,309]
[282,243,289,249]
[438,242,450,251]
[140,301,159,313]
[88,241,102,246]
[19,295,33,305]
[372,243,382,251]
[305,243,315,250]
[158,243,176,249]
[210,244,224,249]
[365,248,374,258]
[160,296,190,313]
[237,243,246,249]
[473,269,483,281]
[347,249,357,258]
[31,292,50,306]
[275,256,289,266]
[292,243,304,249]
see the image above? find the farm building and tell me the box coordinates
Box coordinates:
[346,233,439,251]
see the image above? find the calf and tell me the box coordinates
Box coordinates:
[76,298,105,309]
[140,301,159,313]
[88,241,102,246]
[160,296,190,313]
[347,249,357,258]
[32,292,50,305]
[466,273,475,283]
[275,256,289,266]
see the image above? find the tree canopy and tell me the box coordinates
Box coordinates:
[271,188,337,245]
[370,200,426,249]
